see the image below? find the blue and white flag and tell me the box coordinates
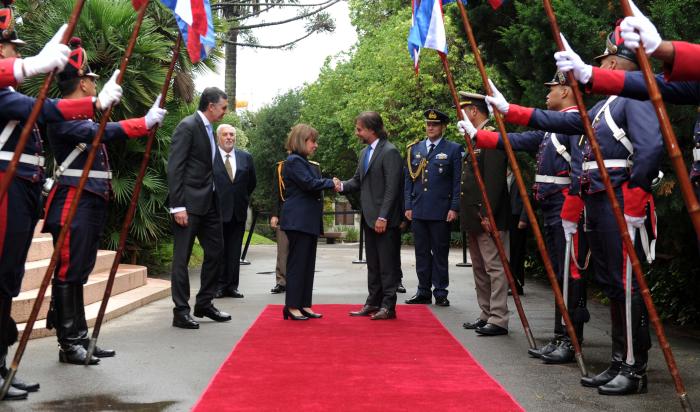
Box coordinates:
[407,0,448,72]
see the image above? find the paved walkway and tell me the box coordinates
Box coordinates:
[6,243,700,411]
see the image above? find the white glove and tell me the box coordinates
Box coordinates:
[562,219,578,236]
[484,79,509,115]
[554,33,592,84]
[457,110,477,138]
[20,24,71,79]
[97,70,123,110]
[620,0,661,55]
[625,214,646,229]
[145,95,167,129]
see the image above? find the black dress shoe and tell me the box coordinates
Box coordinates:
[0,376,27,400]
[434,297,450,307]
[541,340,575,364]
[283,307,308,320]
[270,284,286,294]
[173,313,200,329]
[59,345,100,365]
[193,306,232,322]
[528,338,558,358]
[405,294,431,304]
[397,283,406,293]
[370,308,397,320]
[0,366,39,392]
[598,365,648,396]
[299,308,323,318]
[475,323,508,336]
[462,318,487,330]
[230,290,244,298]
[349,305,379,317]
[90,346,116,358]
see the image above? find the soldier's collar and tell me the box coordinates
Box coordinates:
[476,119,490,130]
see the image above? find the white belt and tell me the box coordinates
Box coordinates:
[62,169,112,179]
[0,151,45,167]
[535,174,571,184]
[582,159,631,171]
[693,148,700,162]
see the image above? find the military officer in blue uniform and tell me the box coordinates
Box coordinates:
[459,74,590,360]
[404,109,461,307]
[42,38,165,366]
[0,16,121,399]
[486,27,663,396]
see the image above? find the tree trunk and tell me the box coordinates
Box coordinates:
[224,28,239,104]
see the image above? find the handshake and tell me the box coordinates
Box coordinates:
[332,177,342,193]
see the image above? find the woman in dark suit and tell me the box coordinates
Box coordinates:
[280,124,337,320]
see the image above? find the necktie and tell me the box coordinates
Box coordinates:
[428,143,435,155]
[363,146,372,173]
[225,154,234,182]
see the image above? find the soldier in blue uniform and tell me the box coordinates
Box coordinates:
[459,73,589,362]
[404,109,461,307]
[486,28,663,395]
[0,17,121,399]
[42,38,165,365]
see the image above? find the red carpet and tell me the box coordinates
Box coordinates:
[193,304,523,411]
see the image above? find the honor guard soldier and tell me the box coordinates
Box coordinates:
[0,12,121,400]
[42,38,166,366]
[455,93,510,336]
[487,25,663,396]
[404,109,461,307]
[459,79,589,356]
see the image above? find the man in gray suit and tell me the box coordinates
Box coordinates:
[337,112,403,320]
[168,87,232,329]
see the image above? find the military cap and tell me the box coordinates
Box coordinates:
[457,91,489,112]
[543,70,567,86]
[423,108,450,124]
[0,4,25,46]
[594,24,638,65]
[57,37,100,82]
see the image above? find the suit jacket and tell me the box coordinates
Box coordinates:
[167,113,215,216]
[213,148,257,223]
[341,139,403,228]
[460,127,509,233]
[279,153,335,236]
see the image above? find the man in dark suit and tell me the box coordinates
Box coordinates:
[213,124,256,298]
[168,87,232,329]
[338,112,403,320]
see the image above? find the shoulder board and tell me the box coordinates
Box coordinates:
[483,125,496,132]
[308,160,320,166]
[276,160,285,165]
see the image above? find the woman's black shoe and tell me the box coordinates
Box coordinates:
[283,307,308,320]
[300,308,323,318]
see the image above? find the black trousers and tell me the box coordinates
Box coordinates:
[171,199,223,315]
[0,177,40,298]
[508,214,527,291]
[284,230,317,308]
[218,218,245,292]
[412,219,450,298]
[363,221,399,310]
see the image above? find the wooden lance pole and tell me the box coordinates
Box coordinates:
[439,53,537,350]
[0,1,151,399]
[452,1,588,375]
[85,32,182,363]
[543,1,691,410]
[0,0,86,204]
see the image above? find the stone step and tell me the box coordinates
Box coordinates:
[33,220,51,239]
[26,236,54,262]
[18,278,171,340]
[21,250,117,292]
[11,265,147,323]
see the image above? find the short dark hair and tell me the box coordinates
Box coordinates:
[198,87,228,112]
[356,111,388,140]
[56,77,83,97]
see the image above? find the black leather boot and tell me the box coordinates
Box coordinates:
[0,299,27,400]
[541,338,575,364]
[0,345,39,392]
[54,284,99,365]
[528,337,559,358]
[581,301,625,387]
[599,296,651,395]
[75,285,115,358]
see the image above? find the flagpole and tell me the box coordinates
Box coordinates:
[85,32,182,363]
[541,1,691,408]
[438,53,537,350]
[451,0,587,376]
[0,1,151,398]
[0,0,87,205]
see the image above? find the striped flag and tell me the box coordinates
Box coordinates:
[407,0,448,72]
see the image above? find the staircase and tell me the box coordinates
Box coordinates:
[14,221,171,339]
